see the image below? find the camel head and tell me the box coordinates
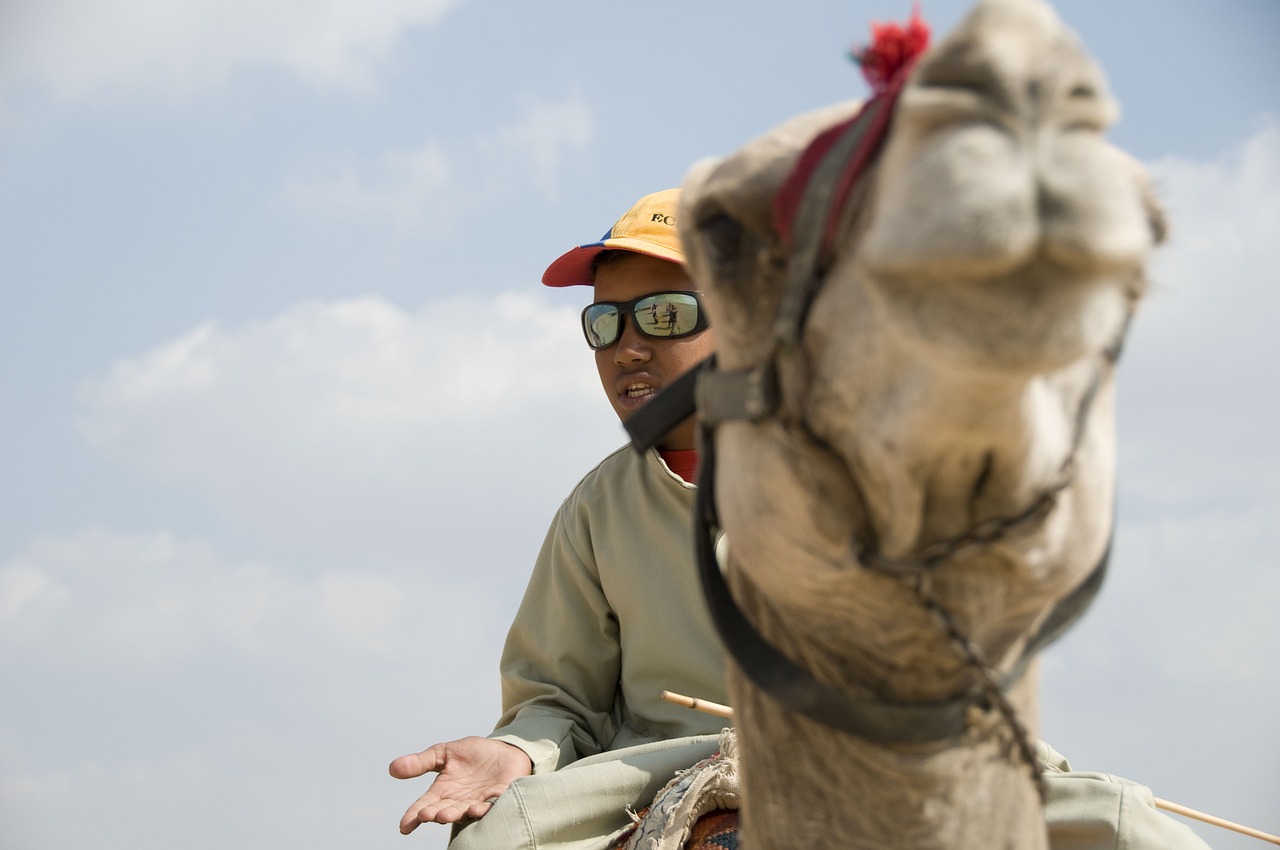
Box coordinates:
[679,1,1166,845]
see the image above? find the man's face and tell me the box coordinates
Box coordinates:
[592,253,715,451]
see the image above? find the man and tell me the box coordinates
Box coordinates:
[390,188,730,848]
[390,189,1211,850]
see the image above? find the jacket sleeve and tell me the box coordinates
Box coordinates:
[488,498,623,775]
[1039,742,1213,850]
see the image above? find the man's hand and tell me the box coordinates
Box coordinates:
[389,736,533,835]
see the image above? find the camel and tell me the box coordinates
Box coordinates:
[672,0,1167,847]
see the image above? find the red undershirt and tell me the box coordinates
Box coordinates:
[658,448,699,484]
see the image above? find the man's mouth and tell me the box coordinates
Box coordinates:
[615,377,661,412]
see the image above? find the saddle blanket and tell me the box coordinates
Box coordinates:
[617,728,740,850]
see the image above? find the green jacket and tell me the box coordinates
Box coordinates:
[491,445,726,773]
[450,446,1209,850]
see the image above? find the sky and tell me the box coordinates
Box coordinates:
[0,1,1276,848]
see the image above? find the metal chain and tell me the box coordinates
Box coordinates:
[858,476,1070,578]
[911,573,1047,801]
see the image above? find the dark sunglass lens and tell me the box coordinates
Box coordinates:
[637,294,700,337]
[583,304,620,349]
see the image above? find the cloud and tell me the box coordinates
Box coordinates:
[282,140,454,232]
[1041,499,1280,850]
[0,526,477,670]
[1115,117,1280,516]
[45,289,620,849]
[472,94,596,196]
[0,525,493,850]
[280,94,594,233]
[0,0,458,107]
[76,292,622,566]
[1039,120,1280,850]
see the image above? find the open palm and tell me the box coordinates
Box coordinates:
[390,736,532,834]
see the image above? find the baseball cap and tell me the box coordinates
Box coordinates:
[541,188,683,287]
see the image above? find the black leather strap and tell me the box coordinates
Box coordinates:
[694,427,1111,742]
[623,358,707,453]
[696,359,780,426]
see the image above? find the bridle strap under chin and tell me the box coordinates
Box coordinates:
[694,410,1111,742]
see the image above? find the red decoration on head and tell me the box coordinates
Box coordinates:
[772,5,932,251]
[852,4,931,93]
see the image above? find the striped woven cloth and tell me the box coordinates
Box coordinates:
[687,809,738,849]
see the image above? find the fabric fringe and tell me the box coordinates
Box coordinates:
[617,727,740,850]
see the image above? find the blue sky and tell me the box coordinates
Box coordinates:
[1,1,1277,848]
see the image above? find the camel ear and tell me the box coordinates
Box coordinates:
[680,156,772,298]
[679,158,721,291]
[682,156,719,197]
[680,98,867,265]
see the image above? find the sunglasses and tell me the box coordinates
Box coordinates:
[581,291,709,351]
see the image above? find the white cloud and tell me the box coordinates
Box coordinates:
[1041,500,1280,850]
[0,526,463,669]
[1121,506,1278,683]
[39,290,621,848]
[1,748,214,849]
[0,0,458,106]
[473,94,596,196]
[281,94,595,233]
[281,141,455,234]
[1040,121,1280,850]
[1115,117,1280,514]
[76,292,622,565]
[0,720,458,849]
[0,526,486,850]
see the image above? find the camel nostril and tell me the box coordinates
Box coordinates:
[918,72,1009,107]
[1068,83,1097,100]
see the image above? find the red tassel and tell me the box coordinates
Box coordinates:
[852,3,931,93]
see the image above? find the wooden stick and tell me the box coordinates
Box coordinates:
[660,690,734,719]
[661,690,1279,845]
[1154,798,1280,845]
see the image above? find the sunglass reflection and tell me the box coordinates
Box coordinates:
[582,292,708,350]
